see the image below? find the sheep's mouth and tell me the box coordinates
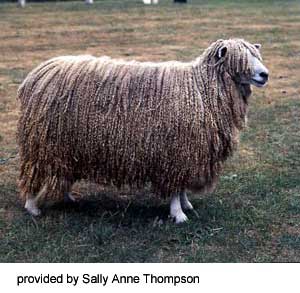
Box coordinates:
[250,78,267,87]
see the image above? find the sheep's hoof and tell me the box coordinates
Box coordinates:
[181,201,200,218]
[172,212,188,224]
[30,208,41,217]
[182,201,194,211]
[25,199,41,216]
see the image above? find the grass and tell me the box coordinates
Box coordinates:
[0,0,300,262]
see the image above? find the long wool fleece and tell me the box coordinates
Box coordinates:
[17,39,261,200]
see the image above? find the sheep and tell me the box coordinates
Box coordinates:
[17,38,269,223]
[18,0,26,8]
[143,0,159,4]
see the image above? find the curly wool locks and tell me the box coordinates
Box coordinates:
[17,38,265,219]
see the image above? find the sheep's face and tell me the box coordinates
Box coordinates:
[247,50,269,87]
[217,41,269,88]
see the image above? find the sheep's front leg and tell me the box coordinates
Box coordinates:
[170,193,188,224]
[180,191,194,211]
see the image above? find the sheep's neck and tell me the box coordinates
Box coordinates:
[192,62,249,131]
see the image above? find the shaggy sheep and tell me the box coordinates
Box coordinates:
[85,0,93,5]
[17,38,269,223]
[18,0,26,7]
[143,0,159,4]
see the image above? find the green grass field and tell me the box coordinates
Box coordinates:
[0,0,300,262]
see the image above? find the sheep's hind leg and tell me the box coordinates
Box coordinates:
[24,184,48,216]
[170,193,188,224]
[24,196,41,216]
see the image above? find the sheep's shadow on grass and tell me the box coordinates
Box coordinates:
[44,191,172,225]
[38,189,233,228]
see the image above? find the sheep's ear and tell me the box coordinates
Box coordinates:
[254,43,261,50]
[217,46,227,59]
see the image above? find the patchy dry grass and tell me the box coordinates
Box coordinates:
[0,0,300,262]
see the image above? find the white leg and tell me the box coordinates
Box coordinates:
[170,193,188,224]
[25,198,41,216]
[25,183,47,216]
[180,191,194,210]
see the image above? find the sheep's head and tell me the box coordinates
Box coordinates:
[213,39,269,88]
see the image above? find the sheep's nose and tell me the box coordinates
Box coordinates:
[259,71,269,81]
